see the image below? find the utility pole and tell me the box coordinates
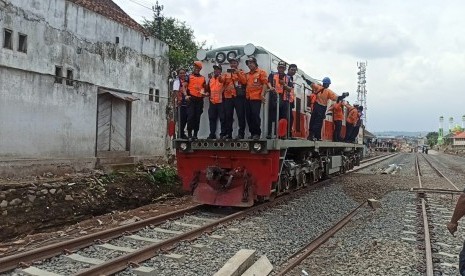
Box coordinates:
[152,1,164,38]
[356,61,367,126]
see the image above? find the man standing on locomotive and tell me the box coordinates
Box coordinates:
[344,103,359,143]
[186,61,207,140]
[172,68,189,139]
[221,57,247,139]
[302,76,346,141]
[243,57,271,140]
[327,96,346,142]
[267,61,291,138]
[206,64,225,140]
[287,64,298,138]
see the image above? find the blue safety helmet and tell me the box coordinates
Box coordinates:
[322,77,331,85]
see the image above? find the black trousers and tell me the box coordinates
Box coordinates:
[208,102,225,137]
[187,96,203,137]
[267,97,289,136]
[223,96,246,137]
[460,240,465,275]
[177,105,188,137]
[309,103,326,140]
[345,123,355,142]
[246,100,262,136]
[334,120,342,142]
[350,124,361,142]
[289,102,294,136]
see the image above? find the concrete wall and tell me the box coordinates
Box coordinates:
[0,0,169,170]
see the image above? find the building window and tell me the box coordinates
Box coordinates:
[18,33,27,53]
[149,88,154,101]
[66,69,73,86]
[3,29,12,49]
[155,89,160,103]
[55,66,63,83]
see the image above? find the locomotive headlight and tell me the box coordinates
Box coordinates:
[226,51,237,61]
[215,52,226,63]
[253,142,262,152]
[180,142,188,151]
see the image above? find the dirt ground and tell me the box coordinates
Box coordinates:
[0,166,197,257]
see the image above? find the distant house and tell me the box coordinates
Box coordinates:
[452,132,465,148]
[0,0,169,176]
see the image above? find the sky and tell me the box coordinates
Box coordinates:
[114,0,465,132]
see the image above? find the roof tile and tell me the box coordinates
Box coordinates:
[68,0,150,36]
[453,131,465,139]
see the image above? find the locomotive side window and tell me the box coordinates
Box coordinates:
[306,95,312,109]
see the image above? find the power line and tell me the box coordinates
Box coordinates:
[127,0,153,11]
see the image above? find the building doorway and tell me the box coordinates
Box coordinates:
[96,89,138,156]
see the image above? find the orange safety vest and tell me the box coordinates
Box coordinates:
[246,68,268,100]
[187,74,206,98]
[333,102,344,121]
[310,93,317,110]
[311,83,337,106]
[272,73,288,92]
[222,70,245,99]
[346,107,359,125]
[209,77,223,104]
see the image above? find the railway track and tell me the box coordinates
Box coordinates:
[413,153,461,276]
[0,153,396,275]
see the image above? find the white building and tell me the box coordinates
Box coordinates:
[452,132,465,148]
[0,0,169,176]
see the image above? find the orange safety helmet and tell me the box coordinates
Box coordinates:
[193,61,203,69]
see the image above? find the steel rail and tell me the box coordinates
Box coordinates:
[352,153,398,171]
[275,202,368,276]
[416,154,422,188]
[421,198,434,276]
[416,154,434,276]
[421,154,459,190]
[73,181,330,276]
[0,204,203,273]
[410,187,462,195]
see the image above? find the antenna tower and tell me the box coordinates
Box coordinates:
[357,61,367,125]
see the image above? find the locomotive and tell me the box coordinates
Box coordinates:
[173,44,363,207]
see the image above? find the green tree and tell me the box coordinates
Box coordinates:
[144,16,204,75]
[426,131,438,147]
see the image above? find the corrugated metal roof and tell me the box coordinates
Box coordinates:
[68,0,150,37]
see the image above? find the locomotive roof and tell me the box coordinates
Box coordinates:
[205,45,269,58]
[205,45,318,84]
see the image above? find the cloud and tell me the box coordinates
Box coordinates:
[318,16,417,59]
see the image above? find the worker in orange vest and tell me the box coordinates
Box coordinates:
[172,68,188,139]
[207,64,225,139]
[344,103,360,143]
[186,61,207,140]
[267,61,291,138]
[287,64,298,138]
[327,96,346,142]
[242,57,272,140]
[349,105,363,143]
[221,57,247,139]
[303,76,347,140]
